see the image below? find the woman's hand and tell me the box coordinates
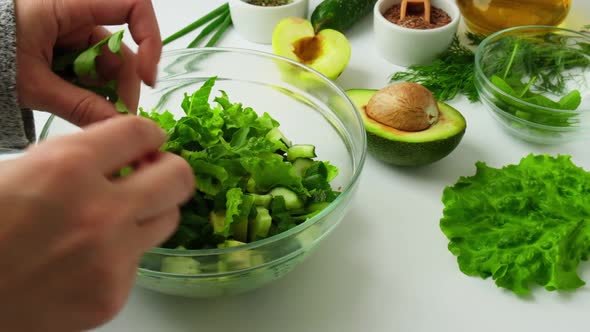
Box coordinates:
[15,0,162,125]
[0,116,194,331]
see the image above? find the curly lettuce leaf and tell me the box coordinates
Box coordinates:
[240,153,306,194]
[139,109,177,132]
[215,92,279,136]
[440,154,590,294]
[222,188,255,237]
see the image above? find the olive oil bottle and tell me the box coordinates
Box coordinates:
[457,0,572,35]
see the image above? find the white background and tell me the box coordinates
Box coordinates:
[29,0,590,331]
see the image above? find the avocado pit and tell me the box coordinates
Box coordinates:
[292,36,323,64]
[366,82,439,132]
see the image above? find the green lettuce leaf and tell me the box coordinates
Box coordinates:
[324,161,339,182]
[440,154,590,294]
[182,77,216,116]
[139,109,177,132]
[240,153,305,194]
[73,30,124,79]
[53,30,129,114]
[223,188,255,237]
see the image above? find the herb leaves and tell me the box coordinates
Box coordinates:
[390,35,479,102]
[53,30,129,114]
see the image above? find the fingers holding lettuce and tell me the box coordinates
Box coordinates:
[15,0,162,126]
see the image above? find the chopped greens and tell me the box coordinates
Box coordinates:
[140,77,340,250]
[52,30,129,114]
[440,154,590,295]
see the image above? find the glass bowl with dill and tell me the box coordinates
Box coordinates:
[475,25,590,145]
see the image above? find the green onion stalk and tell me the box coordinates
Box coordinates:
[162,3,233,48]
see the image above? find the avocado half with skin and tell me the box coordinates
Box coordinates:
[347,86,466,167]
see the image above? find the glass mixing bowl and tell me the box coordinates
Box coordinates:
[475,26,590,145]
[39,48,367,298]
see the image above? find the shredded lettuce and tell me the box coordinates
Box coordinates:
[140,77,340,249]
[440,154,590,294]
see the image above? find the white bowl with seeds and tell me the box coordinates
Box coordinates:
[229,0,309,44]
[373,0,460,67]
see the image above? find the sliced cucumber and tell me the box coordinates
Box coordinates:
[292,158,314,178]
[246,177,257,193]
[217,240,259,272]
[265,127,292,148]
[209,210,226,235]
[248,207,272,241]
[307,201,331,213]
[217,240,246,248]
[161,256,200,274]
[251,193,272,208]
[287,144,317,162]
[231,218,248,242]
[293,202,331,221]
[269,187,304,210]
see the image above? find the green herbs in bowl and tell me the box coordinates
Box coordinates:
[40,48,367,298]
[475,25,590,144]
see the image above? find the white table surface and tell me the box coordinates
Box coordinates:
[28,1,590,331]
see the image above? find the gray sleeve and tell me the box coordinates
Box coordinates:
[0,0,35,150]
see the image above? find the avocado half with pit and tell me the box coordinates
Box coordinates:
[347,84,466,167]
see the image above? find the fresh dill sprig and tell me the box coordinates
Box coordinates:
[390,35,479,102]
[465,31,486,46]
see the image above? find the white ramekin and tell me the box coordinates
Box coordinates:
[373,0,461,67]
[229,0,309,44]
